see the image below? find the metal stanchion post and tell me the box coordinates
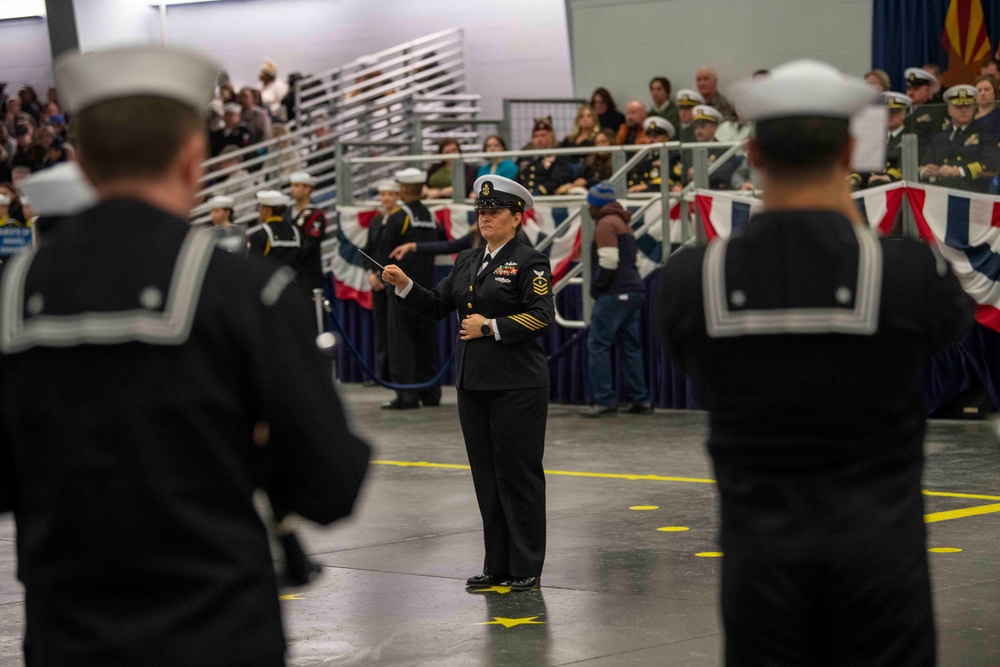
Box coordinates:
[901,134,919,239]
[580,205,594,326]
[452,157,466,204]
[659,146,673,261]
[693,146,709,245]
[313,289,337,383]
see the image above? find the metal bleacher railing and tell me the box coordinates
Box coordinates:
[343,139,746,327]
[191,27,473,225]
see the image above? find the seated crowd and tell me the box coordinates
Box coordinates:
[4,56,1000,238]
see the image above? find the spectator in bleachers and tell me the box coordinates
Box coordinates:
[905,67,947,149]
[864,69,891,92]
[972,75,1000,138]
[237,86,272,144]
[0,182,24,223]
[627,116,675,193]
[923,63,944,103]
[425,137,477,200]
[0,128,10,183]
[517,118,573,196]
[695,67,737,121]
[219,83,237,105]
[18,86,43,125]
[648,76,680,130]
[920,84,998,192]
[281,72,303,123]
[211,103,252,157]
[206,99,224,133]
[674,105,741,191]
[852,92,910,190]
[268,123,302,180]
[258,59,289,120]
[560,104,600,151]
[590,87,625,136]
[4,95,33,136]
[983,57,1000,82]
[615,101,647,145]
[675,89,705,143]
[476,134,518,181]
[556,128,616,194]
[11,124,42,172]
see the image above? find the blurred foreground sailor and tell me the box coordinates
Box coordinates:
[658,59,975,666]
[0,45,370,666]
[17,161,96,243]
[381,175,553,591]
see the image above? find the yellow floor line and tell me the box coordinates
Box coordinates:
[372,460,716,484]
[924,503,1000,524]
[922,490,1000,501]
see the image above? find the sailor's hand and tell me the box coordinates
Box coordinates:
[460,314,489,340]
[381,264,409,288]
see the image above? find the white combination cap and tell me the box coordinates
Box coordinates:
[0,194,9,206]
[207,195,235,209]
[395,168,427,184]
[472,175,533,212]
[289,171,317,186]
[904,67,937,87]
[643,116,676,138]
[691,105,724,124]
[376,179,400,193]
[256,190,289,207]
[882,92,912,110]
[730,59,878,122]
[55,45,222,114]
[944,84,978,106]
[18,162,97,217]
[675,89,706,107]
[223,102,242,114]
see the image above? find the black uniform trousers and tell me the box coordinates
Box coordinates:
[370,285,390,379]
[457,385,548,578]
[722,546,935,666]
[385,292,440,405]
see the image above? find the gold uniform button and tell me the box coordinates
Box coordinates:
[467,302,472,308]
[469,285,473,291]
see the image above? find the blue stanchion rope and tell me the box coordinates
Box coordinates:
[324,307,590,388]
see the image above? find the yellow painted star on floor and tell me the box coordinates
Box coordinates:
[469,585,512,594]
[279,593,304,600]
[478,616,546,628]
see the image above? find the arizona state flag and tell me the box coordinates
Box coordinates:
[941,0,992,86]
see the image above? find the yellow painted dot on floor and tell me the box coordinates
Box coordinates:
[695,551,723,558]
[928,547,963,554]
[629,505,659,510]
[657,526,690,532]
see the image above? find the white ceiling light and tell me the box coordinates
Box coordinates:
[0,0,45,20]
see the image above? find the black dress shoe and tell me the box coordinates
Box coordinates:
[420,397,441,407]
[508,576,540,591]
[581,405,617,418]
[466,573,508,587]
[278,533,322,587]
[381,398,419,410]
[621,402,654,415]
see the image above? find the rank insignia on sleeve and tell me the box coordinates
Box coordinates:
[532,270,549,295]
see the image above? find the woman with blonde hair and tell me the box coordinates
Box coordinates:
[561,104,601,149]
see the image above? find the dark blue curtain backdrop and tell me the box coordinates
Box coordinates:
[872,0,1000,92]
[326,267,997,416]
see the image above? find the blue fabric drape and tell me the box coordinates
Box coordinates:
[873,0,1000,92]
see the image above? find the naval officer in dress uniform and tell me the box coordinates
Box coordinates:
[658,60,975,666]
[0,45,370,666]
[919,84,999,193]
[374,167,443,409]
[381,175,553,591]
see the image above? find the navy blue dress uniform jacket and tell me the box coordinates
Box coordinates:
[0,199,370,666]
[400,239,554,390]
[921,123,999,192]
[658,211,975,558]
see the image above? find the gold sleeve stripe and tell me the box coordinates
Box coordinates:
[515,312,547,327]
[401,216,410,234]
[886,168,902,179]
[968,163,982,179]
[510,314,544,330]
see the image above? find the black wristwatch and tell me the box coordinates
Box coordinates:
[480,321,492,336]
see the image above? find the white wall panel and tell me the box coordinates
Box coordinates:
[0,17,52,95]
[569,0,873,115]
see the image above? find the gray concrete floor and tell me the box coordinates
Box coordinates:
[2,384,1000,665]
